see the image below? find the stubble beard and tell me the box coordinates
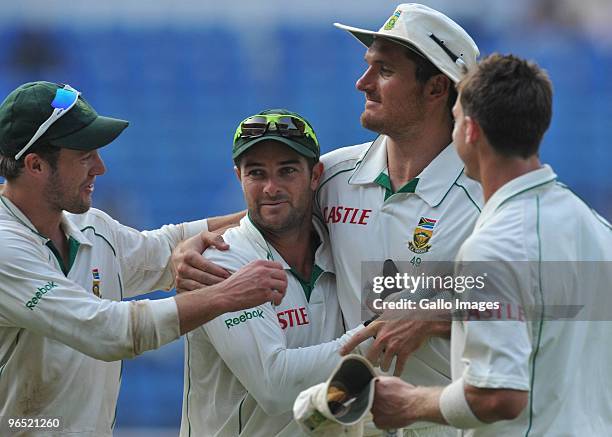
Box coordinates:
[250,189,313,238]
[361,110,419,139]
[44,171,91,215]
[254,210,304,235]
[360,111,386,135]
[252,202,308,236]
[360,90,428,139]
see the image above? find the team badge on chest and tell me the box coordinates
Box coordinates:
[92,268,101,297]
[408,217,437,254]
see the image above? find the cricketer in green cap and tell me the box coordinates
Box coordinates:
[0,80,129,214]
[0,84,292,437]
[232,108,323,235]
[232,108,320,163]
[0,81,129,163]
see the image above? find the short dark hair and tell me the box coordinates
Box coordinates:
[403,48,457,117]
[458,53,553,158]
[235,153,318,172]
[0,144,61,180]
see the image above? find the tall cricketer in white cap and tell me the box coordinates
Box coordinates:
[319,5,481,435]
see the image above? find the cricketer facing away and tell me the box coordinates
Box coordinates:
[173,4,482,436]
[0,81,287,436]
[181,110,366,437]
[371,54,612,435]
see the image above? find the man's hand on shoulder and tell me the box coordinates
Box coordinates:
[214,259,288,311]
[176,259,288,334]
[172,230,231,292]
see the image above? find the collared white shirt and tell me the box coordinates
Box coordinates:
[316,137,482,389]
[0,195,206,436]
[181,216,361,437]
[452,165,612,436]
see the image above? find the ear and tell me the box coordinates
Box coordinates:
[23,153,47,176]
[464,116,481,145]
[310,161,324,191]
[426,74,451,102]
[234,165,242,183]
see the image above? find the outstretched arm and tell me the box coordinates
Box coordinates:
[175,259,286,334]
[371,377,527,430]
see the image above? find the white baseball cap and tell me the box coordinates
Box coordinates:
[334,3,479,83]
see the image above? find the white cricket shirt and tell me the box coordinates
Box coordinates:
[451,165,612,436]
[180,215,361,437]
[0,194,206,436]
[316,136,483,388]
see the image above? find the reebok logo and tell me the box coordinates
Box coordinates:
[224,309,264,329]
[25,281,58,311]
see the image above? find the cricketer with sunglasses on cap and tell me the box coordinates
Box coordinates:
[0,81,288,436]
[180,109,369,437]
[173,4,484,435]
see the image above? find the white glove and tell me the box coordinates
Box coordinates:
[294,355,377,437]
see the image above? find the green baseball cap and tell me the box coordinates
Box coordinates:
[0,81,129,158]
[232,108,320,162]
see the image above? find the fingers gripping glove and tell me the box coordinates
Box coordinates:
[294,354,377,436]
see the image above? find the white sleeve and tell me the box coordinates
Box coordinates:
[201,243,361,416]
[96,209,208,298]
[460,320,531,390]
[455,239,533,391]
[0,230,180,361]
[204,306,361,416]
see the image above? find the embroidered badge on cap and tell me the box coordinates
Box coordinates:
[384,10,401,30]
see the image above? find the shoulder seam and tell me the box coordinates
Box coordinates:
[433,168,466,208]
[238,394,247,434]
[322,157,362,178]
[315,159,362,213]
[80,226,117,257]
[0,196,47,239]
[185,334,192,437]
[526,195,545,436]
[555,182,612,231]
[453,181,482,213]
[497,178,556,211]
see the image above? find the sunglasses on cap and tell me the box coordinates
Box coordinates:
[428,33,466,69]
[385,32,466,69]
[14,84,81,160]
[233,113,319,147]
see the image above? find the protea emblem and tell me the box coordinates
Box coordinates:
[408,217,437,254]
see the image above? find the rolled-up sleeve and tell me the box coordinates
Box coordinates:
[0,231,180,361]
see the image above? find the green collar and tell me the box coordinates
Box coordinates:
[349,138,466,207]
[289,265,324,302]
[46,236,80,276]
[374,172,419,201]
[246,214,327,301]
